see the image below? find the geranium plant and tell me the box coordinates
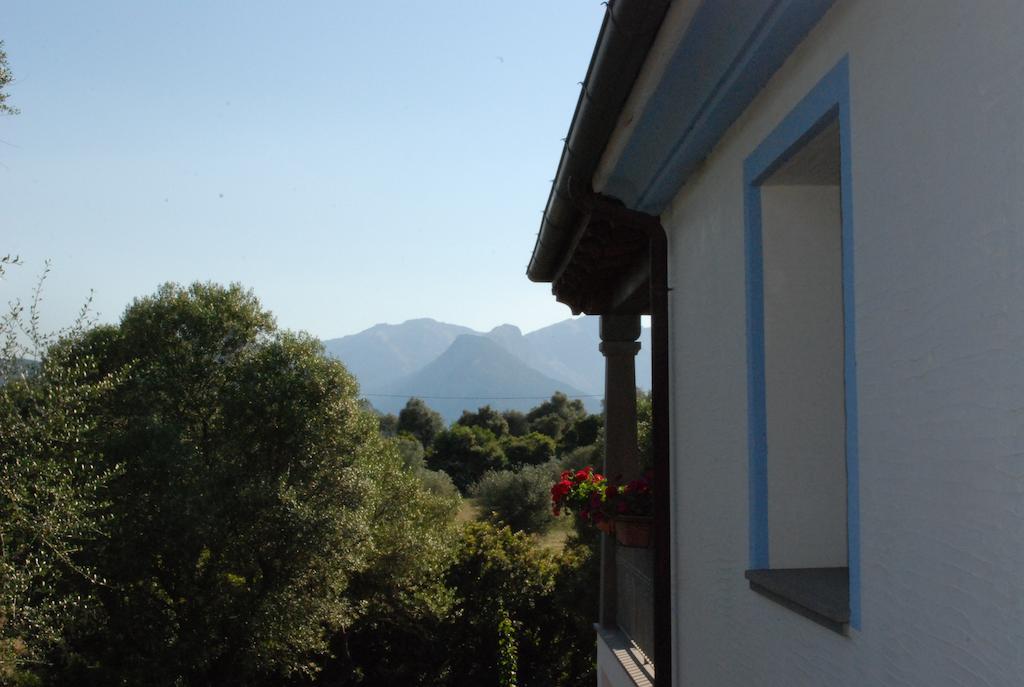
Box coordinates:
[550,466,613,530]
[606,473,653,518]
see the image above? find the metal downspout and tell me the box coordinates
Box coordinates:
[646,222,672,686]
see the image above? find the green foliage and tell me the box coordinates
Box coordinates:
[470,462,560,534]
[500,432,556,469]
[378,412,399,437]
[391,434,461,502]
[330,439,460,687]
[428,424,506,493]
[38,282,457,686]
[0,263,113,681]
[393,433,426,472]
[416,467,460,502]
[457,404,509,438]
[636,389,653,471]
[525,392,586,442]
[561,413,603,454]
[0,272,608,685]
[437,523,597,687]
[0,42,18,116]
[501,410,529,437]
[497,604,518,687]
[561,443,602,473]
[398,397,445,447]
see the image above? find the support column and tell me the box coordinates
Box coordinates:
[598,313,641,627]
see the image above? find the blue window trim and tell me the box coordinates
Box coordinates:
[743,56,860,630]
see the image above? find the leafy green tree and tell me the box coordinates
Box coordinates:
[378,412,399,437]
[428,425,506,492]
[390,434,460,502]
[416,467,460,503]
[0,41,18,116]
[43,283,457,686]
[322,442,460,687]
[525,392,586,442]
[500,432,556,469]
[561,413,603,454]
[398,397,445,447]
[437,523,597,687]
[394,434,426,472]
[0,263,114,681]
[471,462,560,534]
[561,444,602,473]
[497,603,518,687]
[501,410,530,437]
[457,404,509,438]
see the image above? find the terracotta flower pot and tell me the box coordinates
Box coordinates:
[614,515,653,548]
[596,519,615,535]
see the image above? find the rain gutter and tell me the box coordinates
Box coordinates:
[527,0,671,283]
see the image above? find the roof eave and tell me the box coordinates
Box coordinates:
[527,0,671,284]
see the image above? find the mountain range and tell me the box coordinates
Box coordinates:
[322,316,651,421]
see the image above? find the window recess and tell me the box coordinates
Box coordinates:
[743,58,859,632]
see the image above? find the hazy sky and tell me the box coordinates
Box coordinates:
[1,1,604,340]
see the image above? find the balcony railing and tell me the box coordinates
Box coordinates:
[615,544,654,661]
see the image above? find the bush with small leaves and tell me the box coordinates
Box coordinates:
[471,462,561,535]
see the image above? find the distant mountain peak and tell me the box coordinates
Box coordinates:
[322,315,650,421]
[487,323,522,337]
[378,333,588,421]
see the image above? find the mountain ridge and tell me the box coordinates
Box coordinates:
[371,334,591,420]
[322,316,651,420]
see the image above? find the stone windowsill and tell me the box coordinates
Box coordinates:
[595,623,654,687]
[744,567,849,634]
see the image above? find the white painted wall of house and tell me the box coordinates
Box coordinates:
[604,0,1024,684]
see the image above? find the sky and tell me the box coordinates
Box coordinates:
[1,1,605,341]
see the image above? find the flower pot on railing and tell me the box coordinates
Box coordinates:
[550,466,611,533]
[550,467,654,540]
[613,515,653,548]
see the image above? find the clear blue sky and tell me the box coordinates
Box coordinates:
[1,1,604,340]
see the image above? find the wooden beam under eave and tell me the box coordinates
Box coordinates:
[607,257,651,314]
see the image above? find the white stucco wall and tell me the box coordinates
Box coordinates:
[644,1,1024,685]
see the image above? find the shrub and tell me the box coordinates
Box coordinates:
[561,444,602,473]
[437,522,596,687]
[428,425,507,492]
[500,432,556,469]
[471,462,560,534]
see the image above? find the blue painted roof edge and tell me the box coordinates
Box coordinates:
[603,0,837,215]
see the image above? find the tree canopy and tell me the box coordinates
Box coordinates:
[39,283,458,685]
[0,41,18,115]
[2,273,605,686]
[428,424,507,492]
[398,397,445,447]
[525,392,587,441]
[457,404,509,438]
[0,267,115,677]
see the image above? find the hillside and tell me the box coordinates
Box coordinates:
[372,334,590,420]
[322,318,474,390]
[490,318,652,396]
[324,316,651,419]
